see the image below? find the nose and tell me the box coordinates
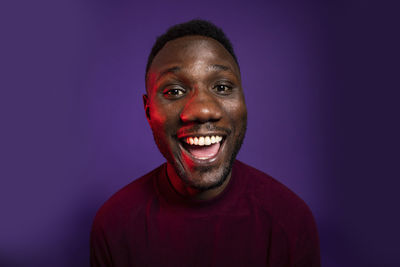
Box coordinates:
[180,88,222,123]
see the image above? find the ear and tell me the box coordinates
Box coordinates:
[143,94,151,121]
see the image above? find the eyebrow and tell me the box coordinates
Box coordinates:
[156,64,235,82]
[207,64,231,72]
[157,66,181,82]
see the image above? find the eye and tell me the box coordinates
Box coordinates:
[213,84,233,94]
[163,87,186,98]
[166,88,184,95]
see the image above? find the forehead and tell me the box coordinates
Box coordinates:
[147,36,240,84]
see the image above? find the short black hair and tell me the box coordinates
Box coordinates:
[145,19,238,80]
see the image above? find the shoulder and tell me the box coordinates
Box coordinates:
[234,160,318,235]
[234,160,312,214]
[93,164,164,227]
[234,160,320,265]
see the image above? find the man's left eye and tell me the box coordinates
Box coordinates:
[213,84,232,93]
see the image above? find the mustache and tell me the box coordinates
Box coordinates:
[177,123,232,136]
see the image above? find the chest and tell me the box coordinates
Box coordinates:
[115,205,281,266]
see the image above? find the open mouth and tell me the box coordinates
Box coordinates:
[179,135,225,161]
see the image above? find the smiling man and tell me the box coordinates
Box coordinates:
[91,20,320,267]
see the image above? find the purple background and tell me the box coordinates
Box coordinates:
[1,0,399,266]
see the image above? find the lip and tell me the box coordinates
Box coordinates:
[178,135,226,165]
[177,131,227,140]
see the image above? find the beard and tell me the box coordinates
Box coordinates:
[176,161,232,191]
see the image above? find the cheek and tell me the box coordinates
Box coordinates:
[226,99,247,126]
[149,100,183,131]
[148,102,179,142]
[147,106,167,140]
[149,100,167,128]
[148,111,175,162]
[149,116,168,141]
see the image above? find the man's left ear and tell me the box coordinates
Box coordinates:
[143,94,151,121]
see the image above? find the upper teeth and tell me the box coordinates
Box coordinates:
[185,136,223,146]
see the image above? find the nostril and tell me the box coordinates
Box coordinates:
[180,105,222,123]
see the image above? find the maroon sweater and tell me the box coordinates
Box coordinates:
[90,160,320,266]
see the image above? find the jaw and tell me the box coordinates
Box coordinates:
[166,161,232,199]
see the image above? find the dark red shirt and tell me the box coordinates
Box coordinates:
[91,160,320,266]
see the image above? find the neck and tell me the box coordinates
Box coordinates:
[166,163,231,201]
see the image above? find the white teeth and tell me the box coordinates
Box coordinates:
[205,136,211,145]
[211,136,216,143]
[199,137,205,146]
[184,135,223,146]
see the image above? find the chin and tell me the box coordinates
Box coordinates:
[175,158,233,191]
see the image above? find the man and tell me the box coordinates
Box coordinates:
[91,19,320,266]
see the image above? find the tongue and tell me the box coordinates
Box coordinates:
[187,142,220,159]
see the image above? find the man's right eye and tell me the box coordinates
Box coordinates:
[164,88,185,97]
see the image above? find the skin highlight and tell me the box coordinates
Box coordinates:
[144,35,247,200]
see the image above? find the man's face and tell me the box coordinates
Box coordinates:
[145,35,247,190]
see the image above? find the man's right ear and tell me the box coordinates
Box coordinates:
[143,94,151,121]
